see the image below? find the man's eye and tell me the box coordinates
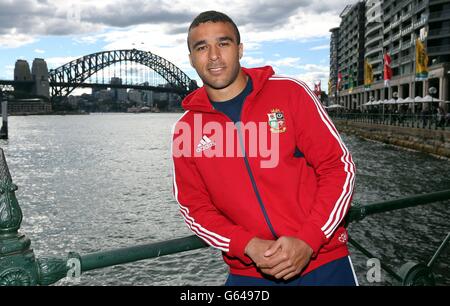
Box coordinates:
[219,42,229,47]
[196,46,207,51]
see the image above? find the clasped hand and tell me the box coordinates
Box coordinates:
[245,236,313,280]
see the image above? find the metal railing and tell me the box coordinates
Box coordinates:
[329,112,450,131]
[347,191,450,285]
[401,41,412,50]
[0,149,449,286]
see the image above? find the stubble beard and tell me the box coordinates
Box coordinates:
[199,64,241,90]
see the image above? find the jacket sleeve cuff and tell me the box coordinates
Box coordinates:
[296,222,326,257]
[228,230,255,264]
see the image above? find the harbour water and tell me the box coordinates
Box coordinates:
[1,113,449,285]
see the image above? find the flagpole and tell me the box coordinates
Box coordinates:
[337,89,340,109]
[336,71,340,107]
[413,33,416,115]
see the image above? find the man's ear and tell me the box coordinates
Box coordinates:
[239,43,243,60]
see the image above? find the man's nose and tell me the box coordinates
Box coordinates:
[208,45,220,61]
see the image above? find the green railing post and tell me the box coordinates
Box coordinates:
[0,148,74,285]
[0,149,39,285]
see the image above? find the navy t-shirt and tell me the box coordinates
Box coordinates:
[210,78,253,124]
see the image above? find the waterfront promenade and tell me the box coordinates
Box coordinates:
[330,113,450,159]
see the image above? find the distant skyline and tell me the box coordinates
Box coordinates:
[0,0,356,93]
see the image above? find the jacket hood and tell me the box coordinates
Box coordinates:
[181,65,275,113]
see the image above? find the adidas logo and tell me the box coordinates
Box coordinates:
[196,135,216,153]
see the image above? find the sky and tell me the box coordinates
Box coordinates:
[0,0,356,94]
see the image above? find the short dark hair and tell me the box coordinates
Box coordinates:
[187,11,240,52]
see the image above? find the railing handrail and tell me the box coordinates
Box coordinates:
[50,189,450,284]
[346,189,450,222]
[80,235,208,273]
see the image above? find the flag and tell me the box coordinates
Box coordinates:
[337,71,342,91]
[415,38,428,80]
[364,59,373,89]
[348,69,354,93]
[314,80,321,98]
[383,52,392,87]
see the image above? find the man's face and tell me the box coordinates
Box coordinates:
[188,21,243,90]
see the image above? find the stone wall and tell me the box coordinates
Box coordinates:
[333,120,450,158]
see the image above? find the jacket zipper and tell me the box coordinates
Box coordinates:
[235,121,279,239]
[211,95,279,239]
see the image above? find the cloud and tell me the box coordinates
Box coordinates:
[0,0,348,49]
[34,48,45,53]
[166,25,189,35]
[81,1,194,28]
[239,11,340,45]
[72,35,100,45]
[0,33,37,48]
[307,0,354,14]
[264,57,302,75]
[301,63,329,72]
[296,64,329,89]
[1,65,15,79]
[243,42,262,51]
[235,0,305,29]
[310,44,329,51]
[241,56,265,66]
[0,0,347,91]
[266,57,301,68]
[45,56,80,69]
[0,0,100,38]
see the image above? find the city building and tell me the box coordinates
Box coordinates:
[8,98,52,115]
[128,89,143,104]
[329,27,340,100]
[110,77,128,102]
[329,0,450,111]
[329,1,366,106]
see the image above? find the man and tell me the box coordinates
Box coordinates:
[171,11,357,286]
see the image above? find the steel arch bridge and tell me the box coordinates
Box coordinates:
[49,49,198,98]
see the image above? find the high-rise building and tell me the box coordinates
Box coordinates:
[329,0,450,111]
[330,2,366,108]
[428,0,450,65]
[365,0,383,82]
[329,27,340,101]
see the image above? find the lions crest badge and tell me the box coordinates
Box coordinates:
[267,109,286,133]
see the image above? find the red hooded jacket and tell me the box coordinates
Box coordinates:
[171,66,356,278]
